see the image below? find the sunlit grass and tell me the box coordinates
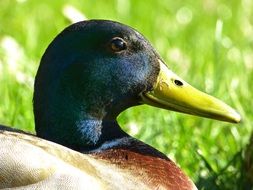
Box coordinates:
[0,0,252,189]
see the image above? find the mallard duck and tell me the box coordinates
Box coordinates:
[0,20,240,190]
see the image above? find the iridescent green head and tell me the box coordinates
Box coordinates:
[34,20,240,149]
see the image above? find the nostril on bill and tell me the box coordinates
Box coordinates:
[174,79,183,86]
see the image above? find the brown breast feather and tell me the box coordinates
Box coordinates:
[91,141,197,190]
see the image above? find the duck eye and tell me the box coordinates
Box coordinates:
[110,37,127,52]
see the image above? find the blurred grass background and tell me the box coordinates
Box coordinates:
[0,0,252,189]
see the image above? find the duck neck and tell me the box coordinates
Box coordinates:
[74,117,129,151]
[36,109,129,151]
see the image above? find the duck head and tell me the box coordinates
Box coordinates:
[34,20,240,150]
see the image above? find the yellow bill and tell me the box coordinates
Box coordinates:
[141,60,241,123]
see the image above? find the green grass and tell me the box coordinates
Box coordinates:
[0,0,252,189]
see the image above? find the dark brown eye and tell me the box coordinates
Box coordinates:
[110,37,127,52]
